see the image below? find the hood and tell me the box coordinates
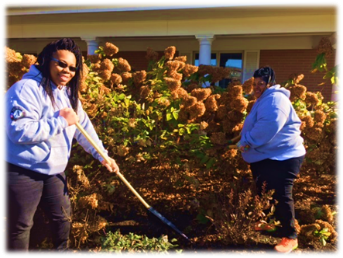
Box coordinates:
[22,65,59,89]
[22,65,43,83]
[260,84,290,99]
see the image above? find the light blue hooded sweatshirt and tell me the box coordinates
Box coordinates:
[240,84,306,163]
[6,65,109,175]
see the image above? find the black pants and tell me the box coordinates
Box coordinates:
[7,163,71,251]
[250,155,304,239]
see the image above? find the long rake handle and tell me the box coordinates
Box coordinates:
[75,122,151,209]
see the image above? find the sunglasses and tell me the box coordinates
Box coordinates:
[51,57,78,72]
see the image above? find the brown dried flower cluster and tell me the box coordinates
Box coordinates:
[164,77,181,92]
[5,47,18,63]
[133,70,147,87]
[146,47,159,61]
[21,54,37,69]
[304,126,324,142]
[288,73,304,85]
[99,70,112,81]
[165,60,184,81]
[175,56,187,62]
[100,58,114,71]
[121,72,132,84]
[99,84,111,96]
[182,64,198,78]
[179,94,207,123]
[117,57,131,72]
[139,85,151,99]
[317,37,333,57]
[79,63,90,93]
[110,73,122,85]
[204,94,221,112]
[221,119,238,134]
[289,85,307,101]
[314,110,326,124]
[230,97,249,112]
[301,115,314,130]
[187,82,200,93]
[157,97,171,107]
[182,96,197,108]
[210,67,231,83]
[227,110,245,123]
[191,88,212,102]
[305,92,320,107]
[216,105,227,120]
[198,65,214,76]
[242,77,254,94]
[227,78,242,88]
[103,42,119,57]
[177,87,189,99]
[6,47,26,88]
[166,60,185,72]
[164,46,176,60]
[88,54,101,64]
[172,72,184,81]
[228,85,243,100]
[187,102,206,121]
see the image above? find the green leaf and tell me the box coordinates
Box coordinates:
[200,155,210,164]
[118,93,126,100]
[172,111,179,120]
[179,128,186,136]
[186,127,191,134]
[196,212,209,224]
[206,158,216,168]
[124,98,130,107]
[166,113,172,121]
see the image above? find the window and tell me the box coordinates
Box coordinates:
[194,52,243,88]
[219,53,242,88]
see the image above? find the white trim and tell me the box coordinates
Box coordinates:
[2,1,307,16]
[243,50,260,82]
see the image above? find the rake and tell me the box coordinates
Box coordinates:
[75,122,189,241]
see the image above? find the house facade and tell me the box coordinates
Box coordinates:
[6,5,337,100]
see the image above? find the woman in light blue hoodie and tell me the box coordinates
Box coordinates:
[237,67,306,253]
[6,38,119,251]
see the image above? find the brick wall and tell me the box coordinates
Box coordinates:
[260,49,336,101]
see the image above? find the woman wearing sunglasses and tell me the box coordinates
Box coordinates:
[5,38,119,251]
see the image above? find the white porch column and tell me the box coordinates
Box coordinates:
[331,30,343,101]
[196,35,215,65]
[81,37,99,55]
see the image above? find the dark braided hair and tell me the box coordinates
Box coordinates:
[253,66,276,86]
[36,38,83,113]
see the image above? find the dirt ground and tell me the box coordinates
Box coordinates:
[26,170,342,257]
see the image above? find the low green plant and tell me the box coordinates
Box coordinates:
[313,227,331,246]
[100,230,181,253]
